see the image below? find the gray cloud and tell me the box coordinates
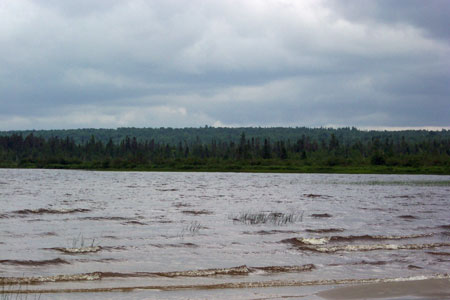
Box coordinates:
[0,0,448,130]
[328,0,450,40]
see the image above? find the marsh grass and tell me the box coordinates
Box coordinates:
[53,234,101,254]
[179,221,202,237]
[71,234,97,249]
[232,211,304,225]
[1,284,41,300]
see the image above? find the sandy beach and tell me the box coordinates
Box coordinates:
[317,278,450,300]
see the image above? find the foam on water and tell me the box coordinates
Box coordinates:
[298,242,450,253]
[51,246,102,254]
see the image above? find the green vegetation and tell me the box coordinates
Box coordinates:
[0,127,449,174]
[231,212,304,225]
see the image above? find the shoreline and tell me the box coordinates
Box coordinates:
[1,165,450,175]
[317,278,450,300]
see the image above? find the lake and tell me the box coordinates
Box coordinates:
[1,169,449,299]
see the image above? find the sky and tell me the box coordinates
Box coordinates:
[0,0,449,130]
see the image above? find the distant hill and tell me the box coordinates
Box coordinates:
[1,126,448,145]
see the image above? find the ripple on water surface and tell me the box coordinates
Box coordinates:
[0,170,449,298]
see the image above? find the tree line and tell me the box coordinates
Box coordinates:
[1,128,449,173]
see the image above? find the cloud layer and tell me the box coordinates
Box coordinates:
[1,0,449,130]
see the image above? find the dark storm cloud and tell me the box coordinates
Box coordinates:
[0,0,448,130]
[328,0,450,40]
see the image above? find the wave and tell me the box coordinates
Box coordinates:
[385,195,415,199]
[288,237,330,245]
[287,242,450,253]
[253,264,315,274]
[244,230,300,235]
[50,246,102,254]
[0,258,69,266]
[329,233,432,242]
[0,264,315,285]
[328,259,406,267]
[156,188,178,192]
[181,210,213,215]
[78,216,130,221]
[408,264,422,269]
[38,231,58,237]
[173,202,191,208]
[150,243,198,248]
[283,233,432,247]
[303,194,331,198]
[310,213,332,218]
[152,264,315,278]
[121,220,147,225]
[0,272,102,285]
[428,251,450,256]
[350,260,393,266]
[398,215,418,220]
[13,208,90,215]
[1,274,448,293]
[306,228,344,233]
[156,265,251,277]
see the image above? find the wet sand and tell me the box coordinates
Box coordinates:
[1,278,450,299]
[317,278,450,299]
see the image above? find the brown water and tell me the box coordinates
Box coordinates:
[0,169,449,299]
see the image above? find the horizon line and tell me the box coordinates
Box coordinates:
[1,126,449,132]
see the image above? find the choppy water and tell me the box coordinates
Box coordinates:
[0,169,449,299]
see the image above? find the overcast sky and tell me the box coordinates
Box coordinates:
[1,0,449,130]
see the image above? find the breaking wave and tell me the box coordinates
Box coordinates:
[156,265,251,277]
[50,246,102,254]
[0,272,102,285]
[283,233,433,246]
[289,237,330,245]
[253,264,315,274]
[150,264,315,277]
[1,274,449,293]
[0,264,315,285]
[286,241,450,253]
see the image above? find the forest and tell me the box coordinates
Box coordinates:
[0,127,449,174]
